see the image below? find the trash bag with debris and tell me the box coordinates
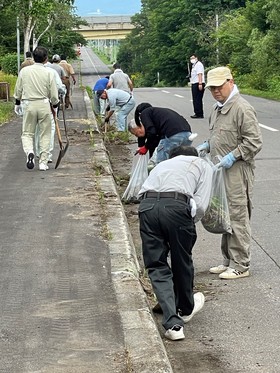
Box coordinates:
[121,153,149,203]
[201,159,232,234]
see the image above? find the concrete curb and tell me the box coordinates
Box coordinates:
[84,91,173,372]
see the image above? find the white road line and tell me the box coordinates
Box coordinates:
[174,94,184,98]
[162,90,170,93]
[259,123,279,132]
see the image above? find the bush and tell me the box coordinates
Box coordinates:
[0,53,20,76]
[236,72,268,91]
[266,75,280,96]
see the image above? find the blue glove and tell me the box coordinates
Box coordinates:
[217,152,236,169]
[196,141,209,156]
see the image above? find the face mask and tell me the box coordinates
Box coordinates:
[190,58,196,64]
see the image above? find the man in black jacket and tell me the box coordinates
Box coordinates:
[128,103,197,164]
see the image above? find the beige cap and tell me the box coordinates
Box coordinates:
[205,66,233,88]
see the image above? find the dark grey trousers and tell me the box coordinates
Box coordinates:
[138,197,197,330]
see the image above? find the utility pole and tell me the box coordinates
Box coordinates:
[17,16,21,73]
[216,13,219,65]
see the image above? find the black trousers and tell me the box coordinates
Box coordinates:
[191,83,205,117]
[138,197,197,330]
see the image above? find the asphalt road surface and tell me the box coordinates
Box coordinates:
[81,46,280,373]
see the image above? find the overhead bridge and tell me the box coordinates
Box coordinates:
[74,16,134,41]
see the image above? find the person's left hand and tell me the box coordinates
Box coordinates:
[217,152,236,169]
[14,105,23,116]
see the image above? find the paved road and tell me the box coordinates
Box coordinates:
[1,45,279,372]
[80,46,280,372]
[0,67,170,372]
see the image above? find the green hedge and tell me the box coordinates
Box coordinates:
[0,53,21,75]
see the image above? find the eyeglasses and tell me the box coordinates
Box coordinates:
[208,80,230,91]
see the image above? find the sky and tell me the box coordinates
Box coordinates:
[74,0,142,16]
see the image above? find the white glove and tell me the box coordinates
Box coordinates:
[58,85,66,96]
[190,198,197,218]
[188,132,198,141]
[14,105,23,116]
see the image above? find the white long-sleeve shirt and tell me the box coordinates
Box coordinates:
[138,155,213,221]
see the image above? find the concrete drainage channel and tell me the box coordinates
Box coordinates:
[84,91,173,372]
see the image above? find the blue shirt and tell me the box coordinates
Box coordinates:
[93,78,109,91]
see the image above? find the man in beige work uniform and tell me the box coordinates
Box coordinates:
[14,46,59,171]
[197,66,262,279]
[59,54,76,108]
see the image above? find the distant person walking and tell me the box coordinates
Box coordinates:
[50,54,66,81]
[20,51,34,70]
[107,62,133,93]
[189,54,205,119]
[59,54,76,109]
[14,46,59,171]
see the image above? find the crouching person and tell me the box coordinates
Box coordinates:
[138,145,213,340]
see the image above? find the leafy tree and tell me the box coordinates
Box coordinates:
[117,0,248,86]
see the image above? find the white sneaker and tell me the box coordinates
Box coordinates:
[26,152,35,170]
[39,163,49,171]
[219,267,250,280]
[209,264,228,274]
[180,292,205,323]
[164,325,185,341]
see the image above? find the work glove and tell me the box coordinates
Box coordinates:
[136,146,148,155]
[217,152,236,169]
[14,105,23,116]
[196,141,209,156]
[190,198,197,218]
[72,79,76,85]
[104,117,110,123]
[58,85,66,96]
[188,132,198,142]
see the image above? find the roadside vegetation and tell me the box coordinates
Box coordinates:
[1,0,280,127]
[117,0,280,98]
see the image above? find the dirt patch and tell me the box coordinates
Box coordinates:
[105,136,232,373]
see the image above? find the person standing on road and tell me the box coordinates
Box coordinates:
[189,54,205,119]
[59,54,76,109]
[92,76,109,116]
[128,103,197,164]
[14,46,59,171]
[96,88,135,132]
[138,145,213,341]
[20,51,34,70]
[107,62,133,93]
[197,66,263,279]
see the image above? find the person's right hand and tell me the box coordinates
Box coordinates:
[14,105,23,116]
[196,141,209,156]
[136,146,148,155]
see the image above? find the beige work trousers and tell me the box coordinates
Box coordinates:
[221,161,254,272]
[21,100,52,165]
